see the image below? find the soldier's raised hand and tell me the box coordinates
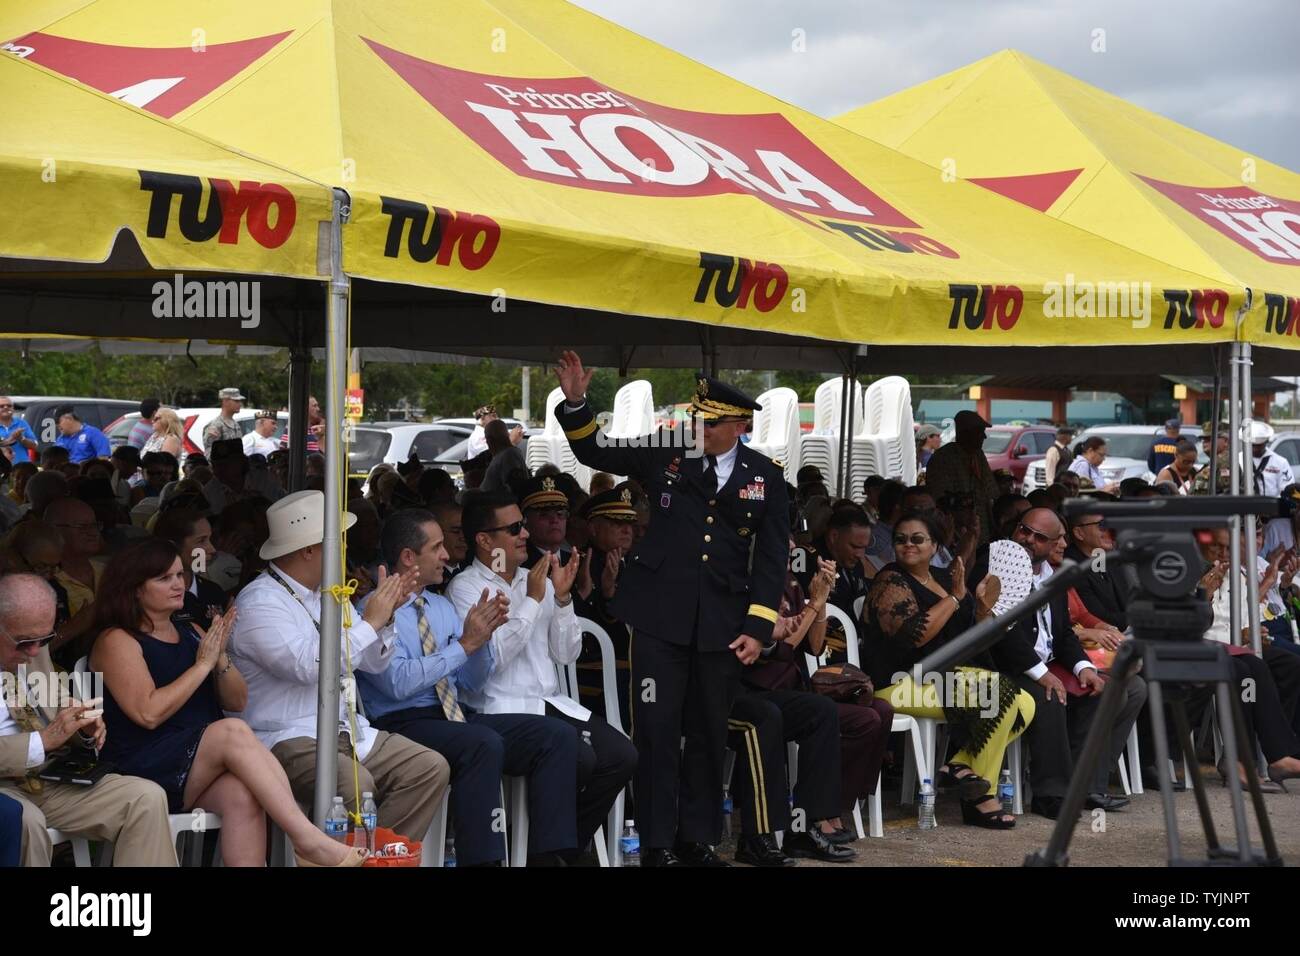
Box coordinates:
[556,351,594,404]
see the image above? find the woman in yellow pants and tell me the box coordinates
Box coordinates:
[862,513,1035,828]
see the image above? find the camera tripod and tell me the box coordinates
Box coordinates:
[1026,628,1281,867]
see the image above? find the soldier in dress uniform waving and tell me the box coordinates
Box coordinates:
[555,352,789,867]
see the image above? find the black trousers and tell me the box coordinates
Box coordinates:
[543,704,638,853]
[372,707,576,865]
[1013,673,1145,798]
[729,688,842,834]
[1231,653,1300,763]
[630,629,741,848]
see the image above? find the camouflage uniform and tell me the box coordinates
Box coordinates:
[1191,451,1232,495]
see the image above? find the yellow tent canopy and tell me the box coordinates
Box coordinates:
[836,50,1300,351]
[2,2,1244,348]
[0,54,331,278]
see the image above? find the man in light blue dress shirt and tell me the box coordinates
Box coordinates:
[358,508,582,867]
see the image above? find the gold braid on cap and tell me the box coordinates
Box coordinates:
[690,396,755,420]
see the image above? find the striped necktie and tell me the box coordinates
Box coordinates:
[413,595,465,723]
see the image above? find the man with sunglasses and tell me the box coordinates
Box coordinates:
[996,508,1145,818]
[447,489,637,864]
[0,573,177,866]
[554,352,789,867]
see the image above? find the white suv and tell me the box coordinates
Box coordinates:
[1021,424,1205,493]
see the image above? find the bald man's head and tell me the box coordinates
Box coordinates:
[1011,506,1065,564]
[0,573,56,671]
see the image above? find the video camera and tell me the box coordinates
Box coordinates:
[1062,495,1293,640]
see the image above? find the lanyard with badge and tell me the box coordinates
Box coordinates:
[267,566,321,635]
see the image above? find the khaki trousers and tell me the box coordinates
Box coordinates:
[271,731,449,840]
[0,773,178,867]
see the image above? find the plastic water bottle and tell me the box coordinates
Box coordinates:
[324,796,349,843]
[359,792,378,852]
[620,819,641,867]
[999,770,1015,816]
[917,779,937,830]
[444,836,457,868]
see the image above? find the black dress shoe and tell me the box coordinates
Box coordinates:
[641,848,684,867]
[823,827,857,846]
[734,834,798,867]
[782,829,856,862]
[1086,792,1130,811]
[1029,796,1078,820]
[672,841,731,867]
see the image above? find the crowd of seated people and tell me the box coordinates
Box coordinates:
[5,401,1300,869]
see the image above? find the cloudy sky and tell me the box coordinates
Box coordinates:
[571,0,1298,168]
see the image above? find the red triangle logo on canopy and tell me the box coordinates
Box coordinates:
[6,31,290,118]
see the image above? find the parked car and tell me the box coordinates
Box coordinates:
[982,425,1057,493]
[10,396,139,451]
[106,409,288,459]
[1269,431,1300,469]
[1020,424,1206,493]
[349,422,474,480]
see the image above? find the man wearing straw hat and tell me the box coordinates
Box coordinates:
[229,491,450,841]
[555,352,789,867]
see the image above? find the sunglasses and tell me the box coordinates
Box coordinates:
[1073,520,1104,530]
[482,520,525,536]
[1017,522,1060,545]
[2,628,56,651]
[893,533,931,546]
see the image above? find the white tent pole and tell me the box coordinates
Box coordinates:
[313,188,351,826]
[1229,340,1242,648]
[1242,342,1262,655]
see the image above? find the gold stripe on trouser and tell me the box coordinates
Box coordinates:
[727,719,768,833]
[880,669,1036,798]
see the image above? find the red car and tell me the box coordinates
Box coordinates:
[982,425,1058,493]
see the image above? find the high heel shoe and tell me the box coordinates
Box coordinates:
[296,846,369,867]
[1217,759,1285,794]
[938,763,992,802]
[960,798,1015,829]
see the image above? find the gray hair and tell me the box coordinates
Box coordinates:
[0,572,56,622]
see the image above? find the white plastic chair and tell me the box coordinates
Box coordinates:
[802,606,929,838]
[46,828,93,867]
[574,618,631,866]
[607,380,656,439]
[527,386,592,488]
[751,387,801,484]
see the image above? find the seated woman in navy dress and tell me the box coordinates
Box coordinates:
[92,538,365,867]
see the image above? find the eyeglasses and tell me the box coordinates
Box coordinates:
[893,533,931,546]
[1017,523,1060,544]
[482,520,525,536]
[0,404,13,410]
[0,626,57,651]
[1073,520,1104,530]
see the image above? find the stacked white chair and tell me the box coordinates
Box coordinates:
[750,387,801,483]
[525,386,592,490]
[799,377,863,494]
[849,377,916,498]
